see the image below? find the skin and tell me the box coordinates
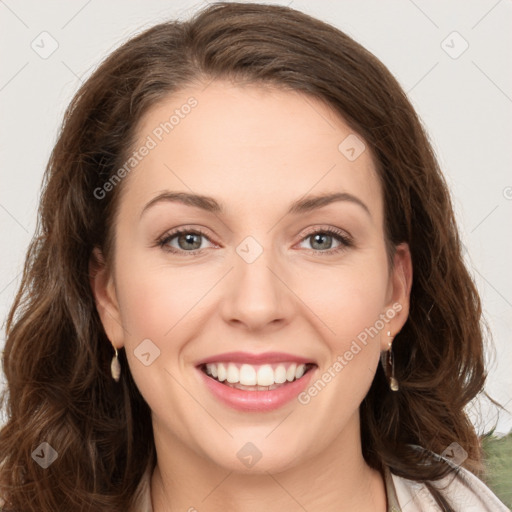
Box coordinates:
[91,80,412,512]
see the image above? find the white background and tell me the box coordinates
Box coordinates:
[1,0,511,433]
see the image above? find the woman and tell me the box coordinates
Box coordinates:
[0,2,508,511]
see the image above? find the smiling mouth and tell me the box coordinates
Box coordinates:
[198,362,317,391]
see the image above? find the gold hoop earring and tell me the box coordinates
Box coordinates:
[385,331,399,391]
[111,346,121,382]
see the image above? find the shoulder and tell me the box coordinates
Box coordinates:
[391,463,510,511]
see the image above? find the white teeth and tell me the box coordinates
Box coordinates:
[257,365,275,386]
[206,363,218,378]
[203,361,310,387]
[217,363,227,382]
[226,363,239,383]
[274,365,287,384]
[239,364,257,385]
[286,363,297,382]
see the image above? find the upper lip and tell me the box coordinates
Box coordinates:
[195,351,316,366]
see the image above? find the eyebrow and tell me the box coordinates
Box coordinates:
[140,191,371,218]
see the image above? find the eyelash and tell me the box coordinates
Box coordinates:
[156,226,353,256]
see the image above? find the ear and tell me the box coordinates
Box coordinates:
[381,242,413,351]
[89,247,125,349]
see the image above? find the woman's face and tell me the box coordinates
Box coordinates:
[93,80,411,473]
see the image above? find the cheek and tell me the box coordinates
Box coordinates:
[282,262,390,442]
[116,275,176,340]
[112,253,221,392]
[294,257,390,403]
[297,259,389,340]
[114,254,208,340]
[112,259,201,413]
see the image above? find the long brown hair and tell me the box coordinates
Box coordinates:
[0,2,490,510]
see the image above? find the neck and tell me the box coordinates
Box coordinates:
[150,414,387,512]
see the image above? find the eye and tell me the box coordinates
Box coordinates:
[297,227,353,255]
[156,226,353,256]
[157,227,215,255]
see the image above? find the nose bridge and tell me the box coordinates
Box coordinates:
[220,232,291,328]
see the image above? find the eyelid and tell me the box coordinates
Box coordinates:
[299,225,352,242]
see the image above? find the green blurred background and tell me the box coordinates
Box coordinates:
[482,431,512,509]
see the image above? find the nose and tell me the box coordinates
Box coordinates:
[219,241,294,332]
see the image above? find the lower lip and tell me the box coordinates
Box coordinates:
[197,366,316,412]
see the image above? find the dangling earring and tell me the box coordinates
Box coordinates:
[111,346,121,382]
[386,331,399,391]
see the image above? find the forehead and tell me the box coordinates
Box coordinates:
[120,80,382,222]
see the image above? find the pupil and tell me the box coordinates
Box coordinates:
[180,233,201,250]
[312,233,331,250]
